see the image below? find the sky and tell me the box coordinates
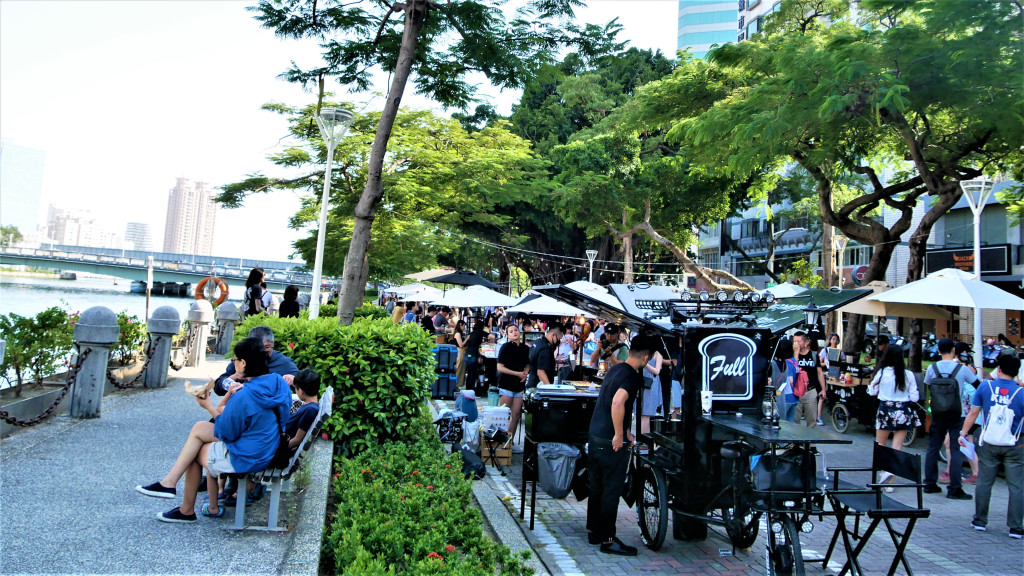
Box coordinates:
[0,0,678,263]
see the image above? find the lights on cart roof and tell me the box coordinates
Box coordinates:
[698,290,710,302]
[716,290,729,302]
[749,292,763,303]
[732,290,745,303]
[681,290,693,302]
[763,292,776,304]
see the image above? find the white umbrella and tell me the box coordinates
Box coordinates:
[839,280,953,320]
[404,267,455,281]
[765,282,809,298]
[872,268,1024,371]
[564,280,623,310]
[432,285,516,308]
[506,293,592,317]
[402,286,444,302]
[384,283,434,297]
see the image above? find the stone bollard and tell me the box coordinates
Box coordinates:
[215,302,240,355]
[69,306,119,418]
[186,300,214,367]
[144,306,182,389]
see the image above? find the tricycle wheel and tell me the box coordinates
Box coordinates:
[723,506,760,549]
[767,514,804,575]
[637,466,668,550]
[903,425,917,447]
[831,404,850,434]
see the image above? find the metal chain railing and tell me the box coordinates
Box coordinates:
[209,321,229,354]
[169,324,199,371]
[0,347,90,428]
[106,334,159,389]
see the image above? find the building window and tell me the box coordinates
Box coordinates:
[740,219,763,238]
[700,249,721,271]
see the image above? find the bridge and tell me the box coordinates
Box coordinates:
[0,245,318,292]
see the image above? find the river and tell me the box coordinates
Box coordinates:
[0,272,246,322]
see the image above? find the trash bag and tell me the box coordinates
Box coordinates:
[460,446,486,480]
[462,419,481,452]
[537,443,581,499]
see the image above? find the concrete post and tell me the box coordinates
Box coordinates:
[69,306,119,418]
[215,302,240,355]
[144,306,182,389]
[186,300,214,367]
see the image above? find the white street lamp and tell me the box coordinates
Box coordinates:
[586,250,598,283]
[309,107,355,320]
[962,177,994,373]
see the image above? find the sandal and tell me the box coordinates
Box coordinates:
[201,501,225,518]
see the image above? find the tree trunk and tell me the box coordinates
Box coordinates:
[622,209,634,283]
[843,243,898,355]
[335,1,427,325]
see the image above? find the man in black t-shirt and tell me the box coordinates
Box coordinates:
[527,324,564,388]
[586,335,656,557]
[496,324,530,443]
[793,331,824,428]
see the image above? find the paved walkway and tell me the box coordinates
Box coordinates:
[469,413,1024,576]
[0,355,331,576]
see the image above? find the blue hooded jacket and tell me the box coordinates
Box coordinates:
[213,372,291,473]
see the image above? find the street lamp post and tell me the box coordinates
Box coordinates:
[309,108,355,320]
[586,250,598,283]
[962,177,994,373]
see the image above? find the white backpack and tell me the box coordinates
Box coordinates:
[979,383,1023,447]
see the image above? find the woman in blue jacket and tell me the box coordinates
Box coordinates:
[140,337,291,523]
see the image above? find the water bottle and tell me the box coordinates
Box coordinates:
[553,375,560,387]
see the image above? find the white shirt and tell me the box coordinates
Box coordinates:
[869,367,920,402]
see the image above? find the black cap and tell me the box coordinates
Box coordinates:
[954,341,971,355]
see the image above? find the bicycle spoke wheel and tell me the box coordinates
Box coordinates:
[637,466,668,550]
[768,515,804,576]
[831,404,850,434]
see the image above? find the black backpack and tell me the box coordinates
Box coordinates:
[928,363,963,422]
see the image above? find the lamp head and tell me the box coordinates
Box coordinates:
[803,296,821,328]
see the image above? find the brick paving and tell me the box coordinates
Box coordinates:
[477,418,1023,576]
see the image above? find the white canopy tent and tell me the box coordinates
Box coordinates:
[431,285,516,308]
[506,293,592,317]
[564,280,623,310]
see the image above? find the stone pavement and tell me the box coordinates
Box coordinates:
[0,354,331,576]
[468,413,1024,576]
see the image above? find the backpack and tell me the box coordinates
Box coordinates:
[979,382,1023,447]
[787,358,809,398]
[927,363,963,422]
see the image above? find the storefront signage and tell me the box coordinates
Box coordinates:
[699,333,755,400]
[925,245,1010,276]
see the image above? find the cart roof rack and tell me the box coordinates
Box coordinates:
[534,284,872,337]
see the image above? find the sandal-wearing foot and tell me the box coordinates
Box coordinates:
[201,501,225,518]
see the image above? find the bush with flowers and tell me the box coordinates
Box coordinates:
[234,314,435,456]
[0,304,78,396]
[324,412,533,575]
[111,310,147,365]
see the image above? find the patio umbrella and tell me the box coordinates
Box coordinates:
[506,293,592,317]
[838,281,953,320]
[404,267,455,281]
[418,269,499,289]
[383,283,432,297]
[872,268,1024,371]
[401,286,444,302]
[564,280,623,310]
[431,285,515,308]
[765,282,809,298]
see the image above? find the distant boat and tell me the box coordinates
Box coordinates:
[130,280,146,294]
[59,271,77,280]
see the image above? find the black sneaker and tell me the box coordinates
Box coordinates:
[157,507,197,523]
[136,481,176,499]
[1010,528,1023,539]
[947,489,972,501]
[971,519,987,532]
[600,537,638,556]
[923,484,942,494]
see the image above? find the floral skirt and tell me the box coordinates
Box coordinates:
[875,400,921,431]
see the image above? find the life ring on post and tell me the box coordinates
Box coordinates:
[195,276,229,305]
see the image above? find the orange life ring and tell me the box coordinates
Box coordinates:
[195,276,229,305]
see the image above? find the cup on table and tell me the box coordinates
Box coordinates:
[700,390,713,415]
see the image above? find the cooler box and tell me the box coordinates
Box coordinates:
[431,373,457,399]
[433,345,458,373]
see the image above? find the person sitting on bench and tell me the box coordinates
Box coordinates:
[135,337,291,523]
[286,369,322,449]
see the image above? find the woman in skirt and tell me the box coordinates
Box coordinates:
[868,344,920,486]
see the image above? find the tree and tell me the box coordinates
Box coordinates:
[0,225,22,247]
[219,102,543,283]
[250,0,621,323]
[624,0,1023,364]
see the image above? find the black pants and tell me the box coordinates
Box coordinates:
[925,417,965,491]
[587,442,629,542]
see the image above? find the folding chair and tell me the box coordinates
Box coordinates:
[824,443,930,576]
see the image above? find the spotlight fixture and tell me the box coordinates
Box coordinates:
[749,292,762,303]
[764,292,776,304]
[681,290,693,302]
[716,290,728,302]
[732,290,745,302]
[698,290,710,302]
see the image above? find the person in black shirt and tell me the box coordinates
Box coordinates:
[278,285,300,318]
[527,324,564,388]
[793,331,824,428]
[464,321,487,394]
[496,324,530,441]
[586,335,657,556]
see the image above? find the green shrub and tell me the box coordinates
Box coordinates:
[112,310,147,365]
[0,305,78,395]
[325,413,532,576]
[235,315,435,456]
[354,304,389,321]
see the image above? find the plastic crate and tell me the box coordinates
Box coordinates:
[480,405,511,431]
[431,373,457,400]
[432,345,458,373]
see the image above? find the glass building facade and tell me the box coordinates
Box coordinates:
[677,0,737,58]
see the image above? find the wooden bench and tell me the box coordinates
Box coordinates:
[228,386,334,531]
[822,443,930,576]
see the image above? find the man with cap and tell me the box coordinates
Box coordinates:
[586,334,657,556]
[923,338,978,499]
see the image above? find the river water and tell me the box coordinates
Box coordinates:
[0,272,245,321]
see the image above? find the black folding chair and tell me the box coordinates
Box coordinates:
[824,443,930,576]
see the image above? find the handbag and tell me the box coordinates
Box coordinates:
[621,457,639,508]
[752,449,815,493]
[269,409,293,469]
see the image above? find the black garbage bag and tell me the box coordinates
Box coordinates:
[460,446,486,480]
[537,443,581,499]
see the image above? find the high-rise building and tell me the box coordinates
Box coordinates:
[677,0,737,59]
[124,222,152,251]
[0,139,46,236]
[738,0,782,42]
[162,178,217,255]
[46,205,121,248]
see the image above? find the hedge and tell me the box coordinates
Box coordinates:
[235,315,434,456]
[324,413,533,576]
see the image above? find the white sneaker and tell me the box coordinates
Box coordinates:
[511,445,524,454]
[816,418,825,426]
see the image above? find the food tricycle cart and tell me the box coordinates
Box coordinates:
[822,362,876,434]
[536,283,871,576]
